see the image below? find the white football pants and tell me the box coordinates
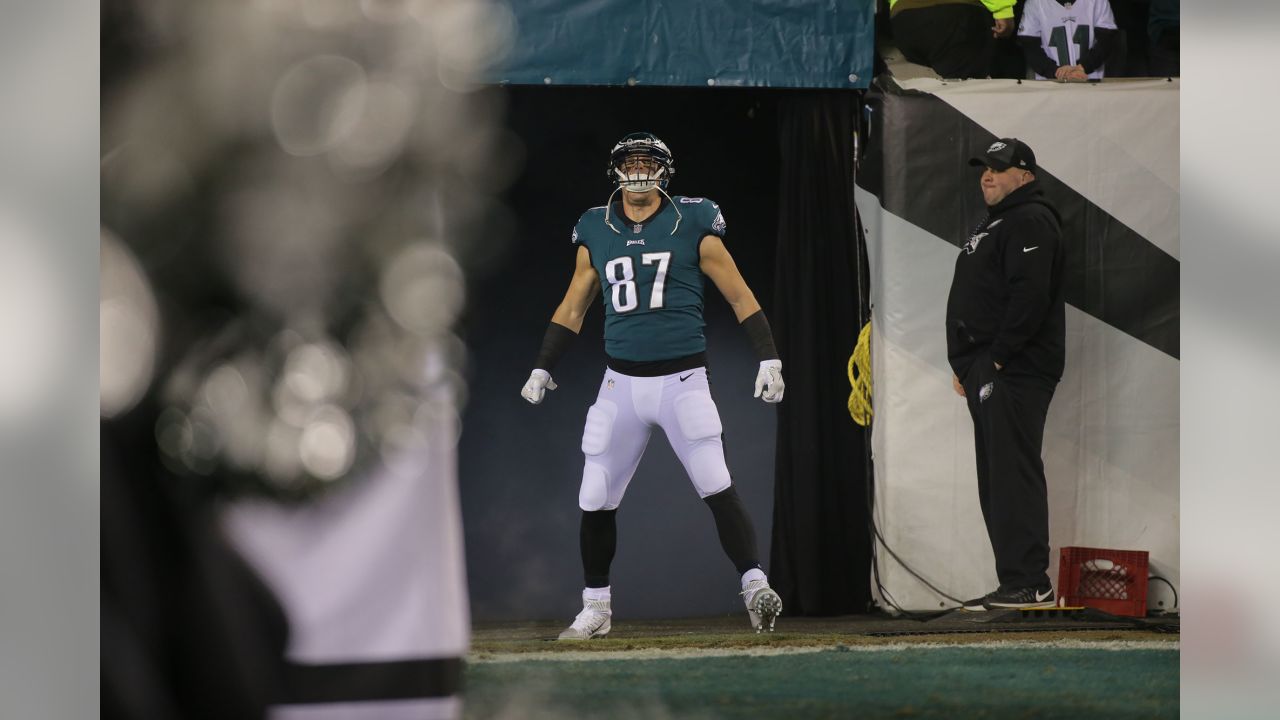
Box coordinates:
[578,366,732,511]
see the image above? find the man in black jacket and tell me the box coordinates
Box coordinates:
[947,138,1066,611]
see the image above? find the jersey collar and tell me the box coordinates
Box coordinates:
[613,194,670,233]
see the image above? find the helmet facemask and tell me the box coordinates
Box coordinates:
[608,133,675,193]
[613,151,666,193]
[603,132,683,235]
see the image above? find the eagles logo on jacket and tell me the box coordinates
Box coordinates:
[946,181,1067,383]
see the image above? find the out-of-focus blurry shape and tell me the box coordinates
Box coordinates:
[302,0,362,29]
[222,175,344,327]
[263,416,305,486]
[103,0,515,715]
[298,404,356,480]
[329,75,416,180]
[202,358,270,471]
[381,242,466,336]
[271,55,368,157]
[100,229,161,418]
[0,209,73,426]
[434,0,517,92]
[101,139,197,218]
[283,342,351,405]
[361,0,412,24]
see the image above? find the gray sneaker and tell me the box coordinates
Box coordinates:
[557,598,612,640]
[742,579,783,633]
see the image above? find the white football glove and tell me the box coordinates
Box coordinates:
[520,369,558,405]
[753,360,784,403]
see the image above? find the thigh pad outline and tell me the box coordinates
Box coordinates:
[581,400,618,456]
[688,447,732,498]
[673,392,723,442]
[579,463,612,511]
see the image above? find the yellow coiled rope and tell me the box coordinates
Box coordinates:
[847,321,872,426]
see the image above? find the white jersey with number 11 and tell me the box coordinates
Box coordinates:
[1019,0,1118,80]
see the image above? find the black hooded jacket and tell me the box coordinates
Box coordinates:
[946,180,1066,383]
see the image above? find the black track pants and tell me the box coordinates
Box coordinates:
[963,357,1056,590]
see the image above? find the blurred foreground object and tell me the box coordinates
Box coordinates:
[0,207,75,429]
[101,1,517,717]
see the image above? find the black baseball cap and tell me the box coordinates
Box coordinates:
[969,138,1036,172]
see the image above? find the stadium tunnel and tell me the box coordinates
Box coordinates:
[460,1,877,622]
[462,85,874,621]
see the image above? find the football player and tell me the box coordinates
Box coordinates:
[520,132,786,638]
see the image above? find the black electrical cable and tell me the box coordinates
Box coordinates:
[1146,575,1179,613]
[863,442,963,619]
[850,141,966,619]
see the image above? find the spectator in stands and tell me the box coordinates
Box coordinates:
[1147,0,1179,76]
[889,0,1017,79]
[1018,0,1120,81]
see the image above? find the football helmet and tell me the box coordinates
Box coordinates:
[608,132,675,193]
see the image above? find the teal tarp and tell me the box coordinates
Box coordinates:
[495,0,874,89]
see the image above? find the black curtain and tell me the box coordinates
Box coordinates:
[768,92,873,616]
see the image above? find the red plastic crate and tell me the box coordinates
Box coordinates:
[1057,546,1150,617]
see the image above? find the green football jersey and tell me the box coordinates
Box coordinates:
[572,195,727,362]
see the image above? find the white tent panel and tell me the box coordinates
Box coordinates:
[857,171,1179,611]
[896,78,1180,261]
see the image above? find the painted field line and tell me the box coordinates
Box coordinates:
[469,639,1179,664]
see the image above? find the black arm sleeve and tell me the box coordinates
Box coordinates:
[1078,27,1119,74]
[1018,34,1060,78]
[533,321,577,371]
[740,310,779,362]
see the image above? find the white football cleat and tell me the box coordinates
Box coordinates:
[557,598,612,640]
[742,579,783,633]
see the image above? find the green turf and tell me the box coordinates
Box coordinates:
[464,647,1178,719]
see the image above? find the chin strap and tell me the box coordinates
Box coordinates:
[655,185,682,235]
[602,185,623,234]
